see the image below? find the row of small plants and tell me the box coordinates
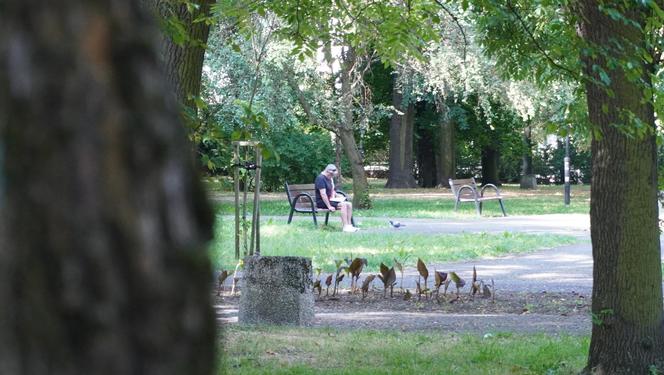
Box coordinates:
[215,257,494,303]
[311,257,494,302]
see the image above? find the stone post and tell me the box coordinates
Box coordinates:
[239,256,314,325]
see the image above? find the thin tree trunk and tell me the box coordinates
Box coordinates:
[0,2,216,374]
[337,47,371,208]
[335,135,343,183]
[338,128,371,208]
[520,124,537,189]
[578,2,664,373]
[386,77,417,188]
[437,111,456,188]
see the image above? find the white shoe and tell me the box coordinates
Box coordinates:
[343,225,359,233]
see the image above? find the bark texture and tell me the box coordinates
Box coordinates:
[386,81,417,188]
[143,0,213,108]
[579,2,664,373]
[0,2,216,374]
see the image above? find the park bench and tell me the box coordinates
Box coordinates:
[285,182,354,226]
[449,178,507,216]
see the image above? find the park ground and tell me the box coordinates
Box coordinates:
[209,181,625,373]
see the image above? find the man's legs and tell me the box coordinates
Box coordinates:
[339,203,349,227]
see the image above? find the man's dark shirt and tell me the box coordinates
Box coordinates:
[314,174,333,208]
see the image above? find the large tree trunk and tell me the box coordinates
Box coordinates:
[579,2,664,373]
[143,0,213,108]
[386,80,417,188]
[481,146,501,186]
[437,111,456,188]
[0,2,216,374]
[520,124,537,189]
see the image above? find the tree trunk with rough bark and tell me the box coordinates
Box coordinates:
[143,0,213,108]
[578,2,664,373]
[0,2,217,374]
[520,124,536,189]
[437,112,456,188]
[337,47,371,208]
[386,80,417,188]
[481,147,500,186]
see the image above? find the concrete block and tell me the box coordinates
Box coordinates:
[238,256,314,325]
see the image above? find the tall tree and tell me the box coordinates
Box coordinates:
[0,1,216,374]
[578,2,664,372]
[473,0,664,371]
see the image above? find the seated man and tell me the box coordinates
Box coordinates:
[314,164,358,232]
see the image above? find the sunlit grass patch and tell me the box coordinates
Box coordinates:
[220,325,589,374]
[209,216,580,272]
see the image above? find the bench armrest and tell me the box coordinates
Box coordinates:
[480,184,501,197]
[456,185,478,199]
[291,192,317,211]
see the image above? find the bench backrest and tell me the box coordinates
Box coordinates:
[449,178,478,199]
[285,183,318,210]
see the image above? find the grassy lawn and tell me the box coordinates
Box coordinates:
[209,216,580,272]
[208,179,590,218]
[220,326,589,374]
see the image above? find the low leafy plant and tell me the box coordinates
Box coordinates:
[348,257,367,293]
[361,274,376,299]
[434,270,448,301]
[449,271,466,298]
[377,262,397,298]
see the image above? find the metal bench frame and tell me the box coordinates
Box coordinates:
[449,178,507,216]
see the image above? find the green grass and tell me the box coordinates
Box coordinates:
[213,196,588,218]
[210,181,590,218]
[220,326,589,374]
[209,216,581,272]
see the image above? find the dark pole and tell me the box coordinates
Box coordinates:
[564,131,571,206]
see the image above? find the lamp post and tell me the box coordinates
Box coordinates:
[564,131,571,206]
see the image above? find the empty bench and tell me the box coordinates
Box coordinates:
[449,178,507,216]
[285,182,354,226]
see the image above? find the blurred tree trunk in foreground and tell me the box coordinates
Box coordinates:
[0,1,217,374]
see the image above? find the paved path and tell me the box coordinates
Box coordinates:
[362,214,593,294]
[365,213,590,237]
